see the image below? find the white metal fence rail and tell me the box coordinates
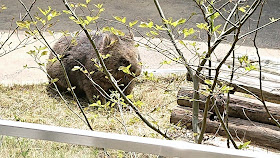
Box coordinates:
[0,119,277,158]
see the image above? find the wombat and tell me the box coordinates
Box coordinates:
[46,31,142,103]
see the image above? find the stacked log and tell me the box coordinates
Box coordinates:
[177,87,280,125]
[170,106,280,150]
[171,86,280,150]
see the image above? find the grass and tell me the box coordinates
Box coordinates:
[0,74,191,158]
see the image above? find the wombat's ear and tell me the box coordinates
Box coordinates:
[102,33,119,48]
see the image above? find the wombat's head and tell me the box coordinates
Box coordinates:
[99,32,142,81]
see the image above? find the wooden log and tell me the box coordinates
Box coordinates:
[186,73,280,104]
[170,106,280,150]
[177,87,280,125]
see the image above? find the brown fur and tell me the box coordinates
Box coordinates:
[46,31,141,103]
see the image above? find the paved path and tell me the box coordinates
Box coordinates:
[0,31,280,85]
[0,1,279,85]
[1,0,279,48]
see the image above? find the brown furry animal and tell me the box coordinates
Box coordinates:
[46,31,142,103]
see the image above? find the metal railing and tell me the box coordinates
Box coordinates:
[0,119,277,158]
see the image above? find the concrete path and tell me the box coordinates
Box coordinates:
[1,0,279,48]
[0,31,280,86]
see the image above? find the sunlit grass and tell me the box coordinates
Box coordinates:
[0,74,191,158]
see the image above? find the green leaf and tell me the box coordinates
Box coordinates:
[238,7,246,13]
[48,57,58,63]
[71,66,81,71]
[1,5,7,10]
[211,12,220,21]
[103,27,125,36]
[221,85,234,93]
[269,17,277,22]
[139,21,153,28]
[51,78,59,83]
[204,79,212,85]
[179,40,186,47]
[126,94,133,100]
[196,23,208,30]
[41,51,48,56]
[182,28,195,38]
[149,30,158,36]
[38,6,51,16]
[160,60,171,65]
[86,0,91,4]
[16,21,31,29]
[129,20,138,27]
[118,64,132,75]
[213,24,221,32]
[114,16,126,24]
[238,141,251,149]
[155,24,166,31]
[94,4,103,9]
[171,18,186,27]
[62,10,71,14]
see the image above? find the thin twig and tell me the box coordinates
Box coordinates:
[153,0,200,141]
[63,0,171,140]
[17,0,93,130]
[252,3,280,128]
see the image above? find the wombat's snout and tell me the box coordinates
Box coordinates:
[131,65,141,77]
[119,57,141,77]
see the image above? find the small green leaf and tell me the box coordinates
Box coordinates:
[179,40,186,47]
[171,18,186,27]
[1,5,7,10]
[101,54,111,59]
[238,141,251,149]
[114,16,126,24]
[213,24,221,32]
[94,4,103,9]
[155,24,166,31]
[126,94,133,100]
[204,79,212,85]
[118,64,132,75]
[48,57,58,63]
[211,12,220,20]
[41,51,48,56]
[86,0,91,4]
[160,60,171,65]
[269,17,278,22]
[62,10,71,14]
[51,78,59,83]
[129,20,138,27]
[196,23,208,30]
[139,21,153,28]
[38,7,46,16]
[182,28,195,38]
[238,7,246,13]
[71,66,81,71]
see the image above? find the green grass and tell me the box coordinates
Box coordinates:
[0,74,190,158]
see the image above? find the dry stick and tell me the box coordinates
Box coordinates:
[153,0,201,142]
[0,0,37,57]
[253,3,280,128]
[17,0,93,130]
[62,0,171,140]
